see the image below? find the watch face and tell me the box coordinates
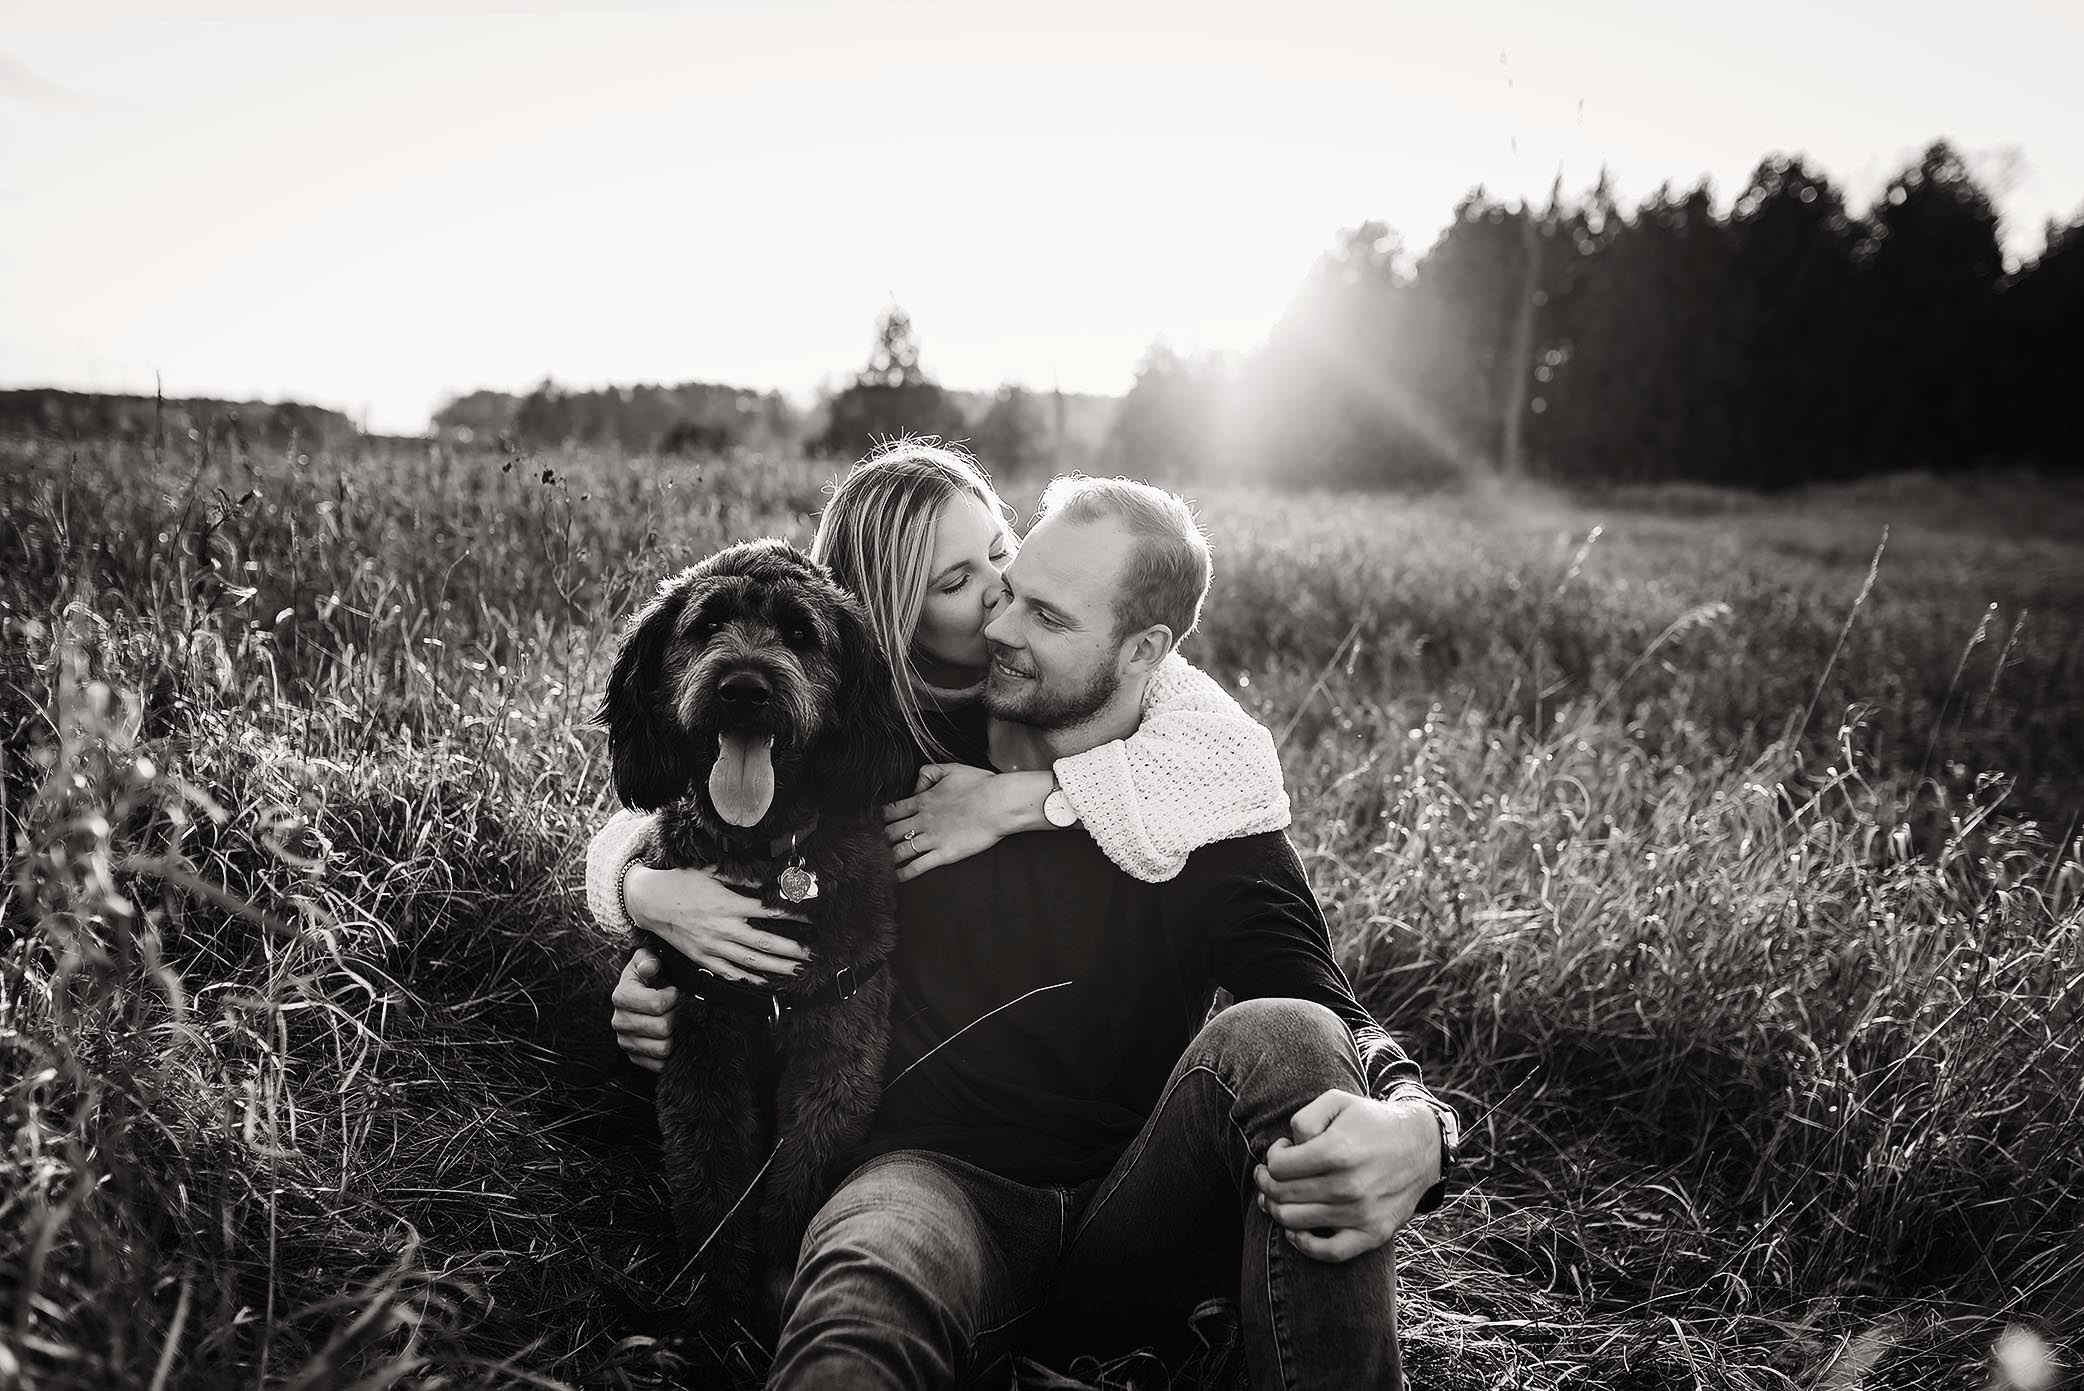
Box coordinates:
[1044,789,1078,828]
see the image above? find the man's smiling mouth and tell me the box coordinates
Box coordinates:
[991,653,1036,680]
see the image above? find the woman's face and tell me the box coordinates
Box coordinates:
[910,491,1014,680]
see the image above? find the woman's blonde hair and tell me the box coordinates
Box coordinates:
[809,437,1016,759]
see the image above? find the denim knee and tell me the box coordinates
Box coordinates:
[777,1152,1054,1390]
[1198,997,1354,1067]
[776,1154,990,1386]
[795,1152,988,1291]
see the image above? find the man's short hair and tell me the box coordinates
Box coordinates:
[1035,475,1212,645]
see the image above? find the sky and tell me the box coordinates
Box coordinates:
[2,0,2080,435]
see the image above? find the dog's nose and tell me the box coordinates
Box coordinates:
[719,672,772,708]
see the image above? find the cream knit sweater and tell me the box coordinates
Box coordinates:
[583,651,1290,934]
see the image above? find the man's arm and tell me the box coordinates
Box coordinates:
[1187,831,1460,1221]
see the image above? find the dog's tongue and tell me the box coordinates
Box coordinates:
[709,732,776,827]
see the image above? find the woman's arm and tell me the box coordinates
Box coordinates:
[587,806,812,1070]
[586,807,661,937]
[586,806,812,977]
[1052,651,1290,882]
[879,652,1290,883]
[880,763,1053,881]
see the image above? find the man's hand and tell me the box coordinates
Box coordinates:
[882,764,1051,883]
[1252,1088,1443,1262]
[611,946,680,1073]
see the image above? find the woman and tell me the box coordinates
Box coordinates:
[592,439,1290,1065]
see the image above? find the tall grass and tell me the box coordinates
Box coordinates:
[3,436,2079,1389]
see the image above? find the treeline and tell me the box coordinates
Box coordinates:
[432,380,802,455]
[802,304,1117,471]
[0,389,357,453]
[1110,140,2084,489]
[430,315,1121,474]
[14,137,2073,494]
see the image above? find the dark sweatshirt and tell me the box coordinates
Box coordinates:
[852,708,1429,1187]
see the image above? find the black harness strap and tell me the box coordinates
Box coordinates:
[684,957,887,1024]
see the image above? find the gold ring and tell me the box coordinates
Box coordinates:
[903,829,918,843]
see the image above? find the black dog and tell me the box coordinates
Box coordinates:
[600,539,913,1343]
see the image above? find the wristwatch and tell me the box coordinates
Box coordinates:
[1042,776,1080,828]
[1386,1083,1461,1188]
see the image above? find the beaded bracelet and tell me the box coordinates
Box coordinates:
[616,858,639,933]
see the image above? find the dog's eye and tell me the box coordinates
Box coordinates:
[785,625,816,649]
[689,618,717,642]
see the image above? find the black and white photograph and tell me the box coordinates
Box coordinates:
[3,2,2080,1388]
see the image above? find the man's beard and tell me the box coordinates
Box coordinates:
[984,649,1120,731]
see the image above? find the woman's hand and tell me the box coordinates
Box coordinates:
[882,764,1055,882]
[624,862,812,983]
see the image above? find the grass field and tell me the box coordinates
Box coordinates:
[3,435,2081,1390]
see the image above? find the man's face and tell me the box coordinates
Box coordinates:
[981,513,1130,730]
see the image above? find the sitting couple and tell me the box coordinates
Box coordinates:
[588,441,1460,1390]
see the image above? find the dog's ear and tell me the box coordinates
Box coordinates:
[598,575,700,811]
[817,590,917,813]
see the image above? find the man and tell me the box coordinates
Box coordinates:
[611,477,1459,1389]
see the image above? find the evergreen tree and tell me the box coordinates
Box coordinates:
[1857,141,2006,471]
[2000,214,2084,469]
[972,384,1050,477]
[812,307,969,459]
[1722,156,1864,485]
[1403,192,1533,471]
[1233,221,1463,487]
[1535,182,1736,483]
[1104,344,1233,480]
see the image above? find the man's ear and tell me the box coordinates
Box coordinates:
[1119,624,1176,676]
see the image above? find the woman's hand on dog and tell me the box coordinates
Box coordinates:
[624,863,813,981]
[883,764,1057,882]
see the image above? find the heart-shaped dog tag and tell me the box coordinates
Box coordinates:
[778,864,819,903]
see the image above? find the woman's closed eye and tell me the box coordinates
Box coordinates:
[945,558,1006,595]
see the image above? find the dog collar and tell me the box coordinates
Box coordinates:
[688,957,885,1026]
[706,817,822,904]
[761,818,818,858]
[705,809,819,856]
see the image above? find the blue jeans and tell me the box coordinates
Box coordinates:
[768,998,1404,1391]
